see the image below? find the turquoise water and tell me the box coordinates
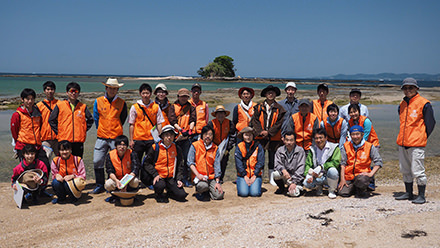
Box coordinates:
[0,76,317,98]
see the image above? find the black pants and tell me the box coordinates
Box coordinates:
[133,140,154,164]
[154,178,188,201]
[175,139,191,181]
[71,142,84,158]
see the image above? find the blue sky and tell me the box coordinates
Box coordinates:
[1,1,439,78]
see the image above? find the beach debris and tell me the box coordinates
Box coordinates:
[376,208,395,212]
[401,230,427,239]
[308,209,334,226]
[268,235,275,239]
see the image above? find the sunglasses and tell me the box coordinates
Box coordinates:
[68,89,79,93]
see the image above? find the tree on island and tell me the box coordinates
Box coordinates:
[198,55,236,78]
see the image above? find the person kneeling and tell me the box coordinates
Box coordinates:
[51,140,86,204]
[273,131,306,197]
[338,125,382,198]
[235,127,264,197]
[303,128,340,199]
[104,135,140,203]
[144,125,188,203]
[188,126,224,201]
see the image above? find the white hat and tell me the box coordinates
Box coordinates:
[154,83,168,95]
[102,78,124,88]
[285,82,297,90]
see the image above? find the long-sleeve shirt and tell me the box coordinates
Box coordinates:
[235,142,265,177]
[339,103,369,122]
[274,145,306,185]
[321,117,348,148]
[279,98,299,117]
[93,94,128,129]
[398,99,436,138]
[187,142,222,179]
[48,100,94,135]
[50,156,86,180]
[340,139,383,167]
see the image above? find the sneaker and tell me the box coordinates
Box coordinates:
[89,185,105,194]
[155,195,169,203]
[105,196,116,203]
[328,191,337,199]
[52,198,59,204]
[24,193,32,202]
[147,185,154,190]
[183,179,193,188]
[367,182,376,191]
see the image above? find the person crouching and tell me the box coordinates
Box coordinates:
[144,125,188,203]
[104,135,140,203]
[51,140,86,203]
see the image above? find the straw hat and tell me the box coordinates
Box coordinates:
[111,191,138,206]
[211,105,230,117]
[237,126,255,140]
[17,169,43,191]
[102,78,124,88]
[154,83,168,95]
[67,177,86,199]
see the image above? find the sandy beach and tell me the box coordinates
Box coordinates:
[1,83,439,247]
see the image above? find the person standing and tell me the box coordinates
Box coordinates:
[279,82,299,117]
[49,82,94,158]
[250,85,286,186]
[189,83,209,141]
[311,83,333,123]
[36,81,59,159]
[395,78,436,204]
[339,88,369,122]
[91,78,128,194]
[281,99,320,153]
[232,87,257,134]
[153,83,171,126]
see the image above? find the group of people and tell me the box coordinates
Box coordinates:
[10,77,435,206]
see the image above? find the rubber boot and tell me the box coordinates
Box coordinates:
[269,169,277,186]
[395,182,413,200]
[412,185,426,204]
[90,169,105,194]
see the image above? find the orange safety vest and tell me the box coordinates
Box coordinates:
[343,141,373,181]
[16,110,42,145]
[237,141,262,177]
[212,118,231,146]
[96,96,125,139]
[349,115,380,147]
[173,102,192,131]
[255,104,281,141]
[54,155,80,177]
[153,143,177,179]
[236,103,256,132]
[312,99,333,123]
[161,103,171,126]
[396,94,430,147]
[292,112,318,150]
[190,99,207,134]
[133,102,159,141]
[192,139,218,180]
[109,149,132,180]
[324,117,344,144]
[37,99,58,141]
[56,100,88,143]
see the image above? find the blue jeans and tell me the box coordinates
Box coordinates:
[303,167,339,189]
[236,176,262,197]
[52,178,74,200]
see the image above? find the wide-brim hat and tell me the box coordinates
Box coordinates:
[401,77,419,89]
[238,126,255,140]
[102,78,124,88]
[238,87,255,98]
[261,85,281,97]
[111,191,138,206]
[160,124,178,137]
[177,88,191,97]
[17,169,43,191]
[211,105,230,117]
[67,177,86,199]
[154,83,168,95]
